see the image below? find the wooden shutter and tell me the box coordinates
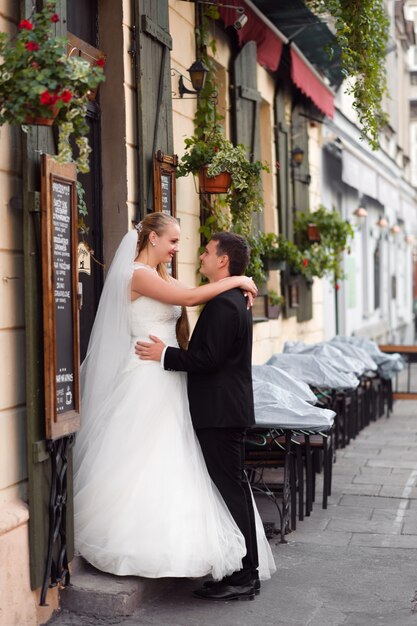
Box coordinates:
[275,92,298,318]
[135,0,173,214]
[292,103,313,322]
[292,104,310,215]
[21,0,75,591]
[275,90,291,240]
[233,41,263,232]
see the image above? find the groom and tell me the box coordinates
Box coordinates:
[136,232,259,601]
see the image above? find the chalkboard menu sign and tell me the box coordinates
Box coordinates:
[160,173,172,216]
[153,151,178,277]
[41,155,80,439]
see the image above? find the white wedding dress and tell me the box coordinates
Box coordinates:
[74,261,275,581]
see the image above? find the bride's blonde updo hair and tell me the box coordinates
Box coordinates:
[135,212,190,350]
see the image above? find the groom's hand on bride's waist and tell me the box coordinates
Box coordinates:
[135,336,166,361]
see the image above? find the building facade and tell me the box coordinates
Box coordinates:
[1,1,415,624]
[321,0,417,342]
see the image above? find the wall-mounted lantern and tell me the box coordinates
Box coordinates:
[376,216,388,229]
[178,59,209,98]
[291,146,304,167]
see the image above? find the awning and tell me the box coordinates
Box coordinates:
[218,0,286,71]
[290,46,335,119]
[218,0,335,119]
[251,0,343,89]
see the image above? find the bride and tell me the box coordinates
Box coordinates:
[74,212,275,584]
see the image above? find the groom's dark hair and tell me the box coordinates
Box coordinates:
[211,232,250,276]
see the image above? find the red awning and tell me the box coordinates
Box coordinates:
[218,1,284,72]
[290,46,334,119]
[218,0,335,119]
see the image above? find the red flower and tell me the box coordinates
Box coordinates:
[60,89,73,103]
[214,146,219,152]
[26,42,39,52]
[18,19,33,30]
[40,90,58,106]
[31,62,40,69]
[302,258,309,267]
[95,57,106,67]
[50,13,60,22]
[335,283,340,291]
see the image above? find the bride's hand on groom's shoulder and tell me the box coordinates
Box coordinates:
[242,277,257,309]
[135,335,166,361]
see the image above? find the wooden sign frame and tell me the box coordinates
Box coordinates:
[41,155,80,439]
[153,150,178,277]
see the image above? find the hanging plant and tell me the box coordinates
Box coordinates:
[307,0,389,149]
[246,232,306,287]
[294,205,355,282]
[0,1,105,173]
[176,3,268,252]
[177,127,268,237]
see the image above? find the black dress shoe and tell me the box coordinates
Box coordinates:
[194,583,255,601]
[204,578,261,595]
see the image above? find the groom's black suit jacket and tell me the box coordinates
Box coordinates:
[164,288,255,429]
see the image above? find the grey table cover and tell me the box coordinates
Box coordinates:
[266,353,359,390]
[334,336,404,379]
[252,364,317,404]
[283,341,366,376]
[253,381,335,431]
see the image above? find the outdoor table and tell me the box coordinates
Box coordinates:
[247,398,335,542]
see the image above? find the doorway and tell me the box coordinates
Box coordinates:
[67,0,103,360]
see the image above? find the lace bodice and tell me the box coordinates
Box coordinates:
[130,263,181,347]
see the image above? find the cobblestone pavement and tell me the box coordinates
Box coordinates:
[49,400,417,626]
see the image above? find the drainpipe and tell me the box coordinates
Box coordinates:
[130,0,142,222]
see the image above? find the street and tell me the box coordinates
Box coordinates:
[49,399,417,626]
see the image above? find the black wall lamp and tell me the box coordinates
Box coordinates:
[291,146,311,185]
[178,59,209,98]
[172,59,209,99]
[291,146,304,167]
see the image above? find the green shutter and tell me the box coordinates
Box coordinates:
[21,0,75,591]
[292,104,310,215]
[135,0,173,214]
[275,90,291,240]
[292,103,312,322]
[233,41,263,233]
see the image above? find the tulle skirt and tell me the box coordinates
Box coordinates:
[74,359,275,580]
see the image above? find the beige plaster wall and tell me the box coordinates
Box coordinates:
[0,4,67,623]
[168,2,325,356]
[0,501,58,626]
[169,1,201,329]
[98,0,134,266]
[0,1,27,504]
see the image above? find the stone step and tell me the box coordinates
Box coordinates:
[59,557,173,619]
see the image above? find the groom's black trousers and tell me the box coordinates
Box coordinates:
[196,427,259,585]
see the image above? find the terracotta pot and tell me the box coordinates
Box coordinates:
[24,106,59,126]
[307,223,320,242]
[198,166,231,194]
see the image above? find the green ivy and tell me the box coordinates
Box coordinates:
[180,4,268,257]
[294,205,355,283]
[307,0,389,149]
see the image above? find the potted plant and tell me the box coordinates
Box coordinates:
[267,290,285,319]
[177,127,265,194]
[259,233,306,273]
[0,1,105,173]
[246,232,307,288]
[294,205,354,283]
